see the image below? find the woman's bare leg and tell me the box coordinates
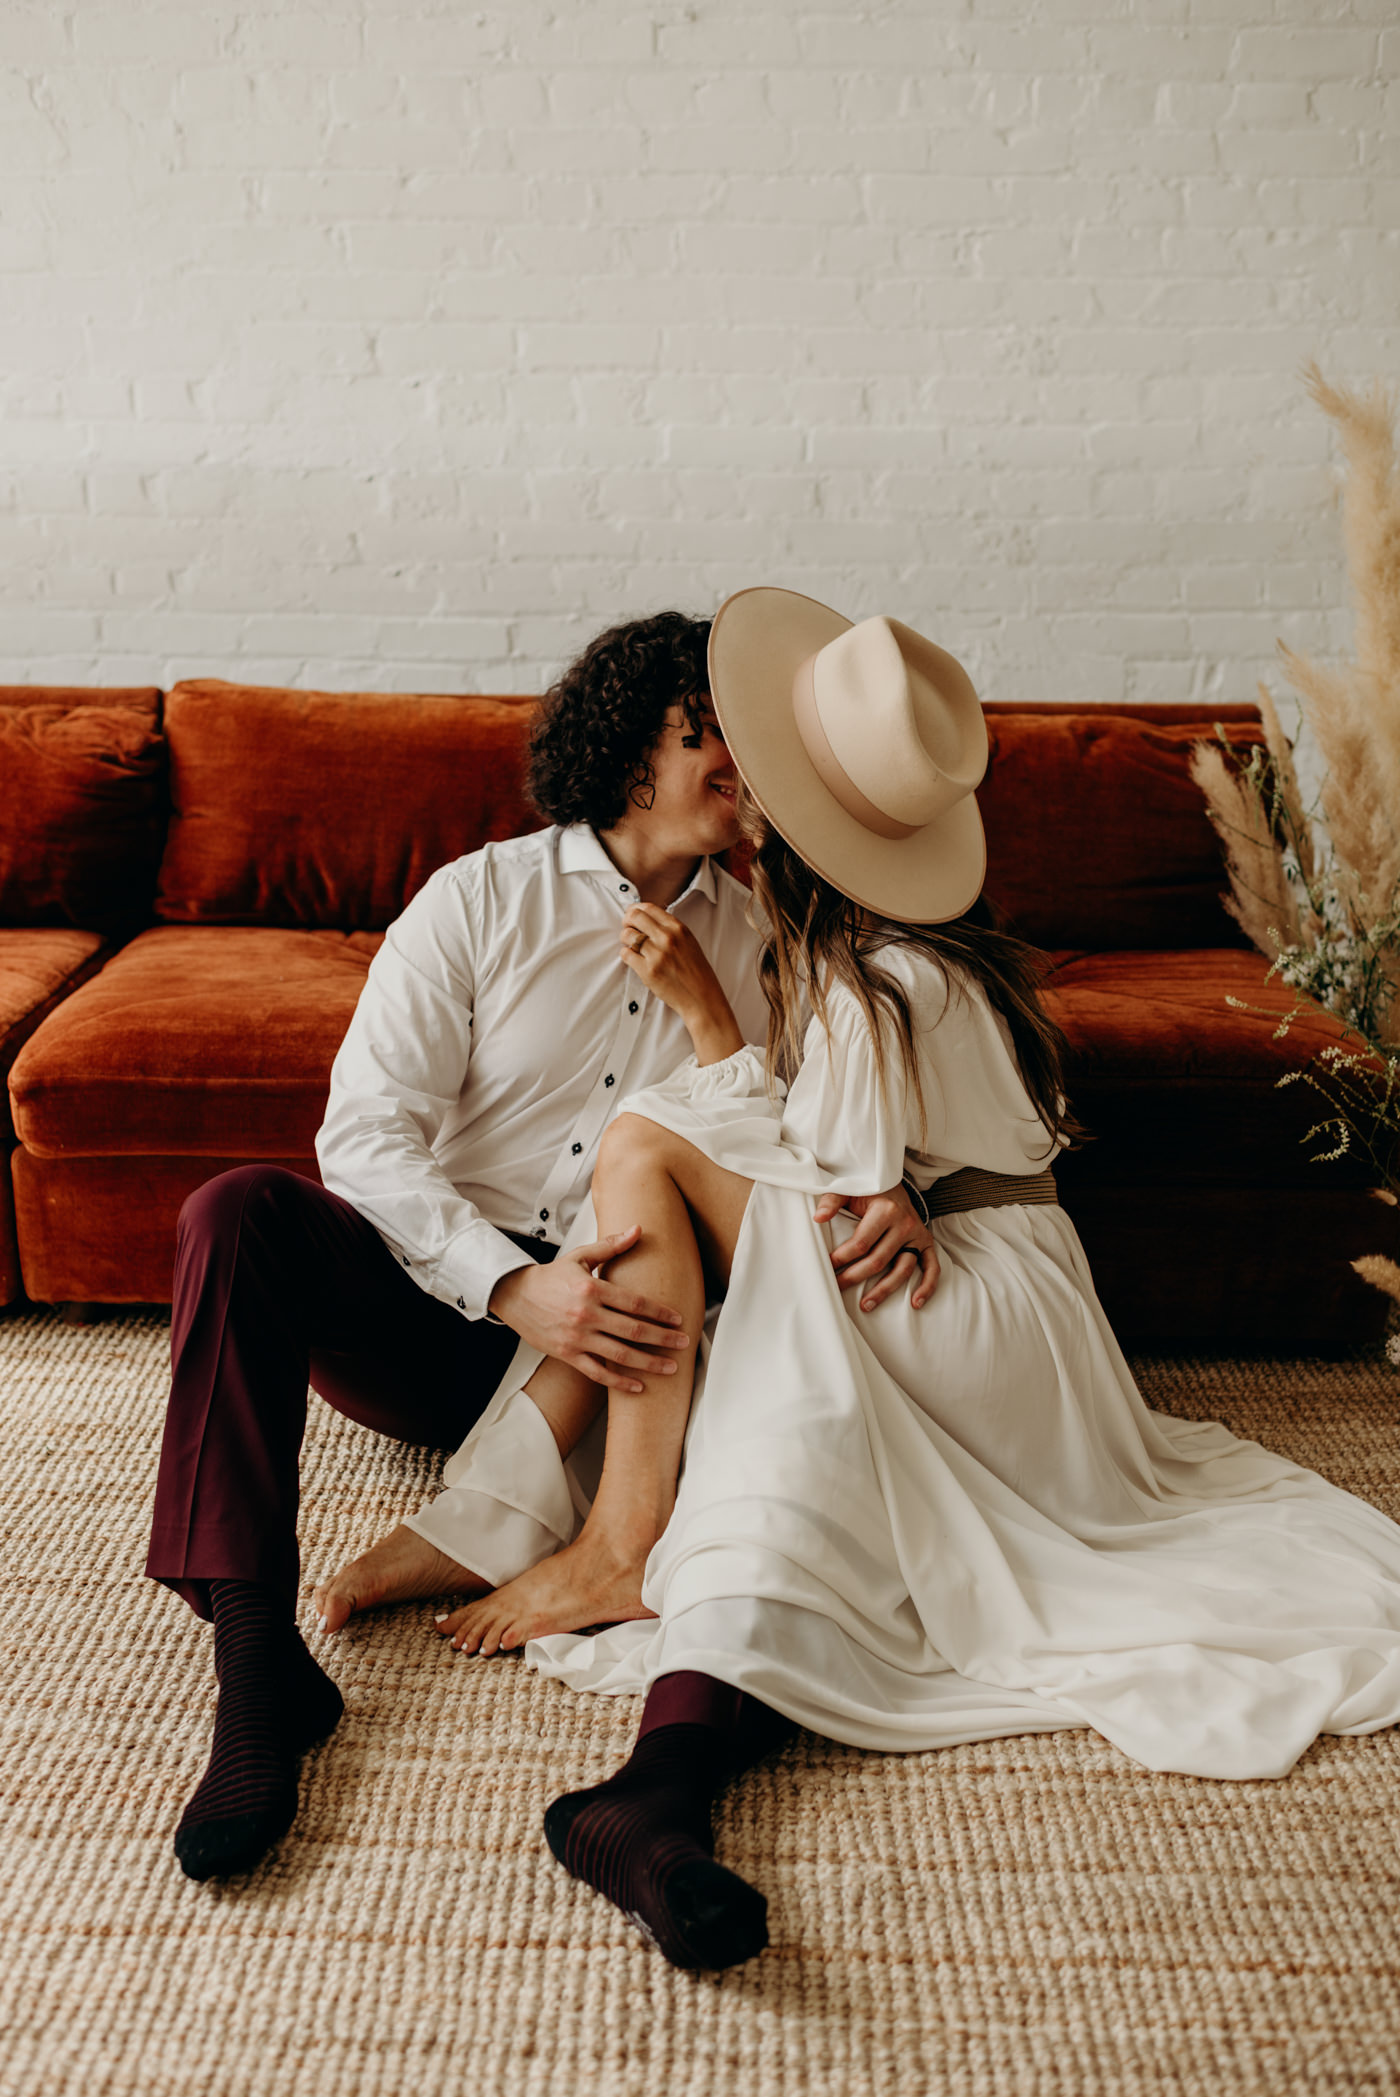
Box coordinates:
[438,1116,752,1653]
[315,1357,610,1636]
[521,1355,606,1458]
[314,1339,611,1635]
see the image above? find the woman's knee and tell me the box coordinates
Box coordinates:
[596,1112,674,1181]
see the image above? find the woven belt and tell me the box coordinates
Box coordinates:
[917,1165,1059,1220]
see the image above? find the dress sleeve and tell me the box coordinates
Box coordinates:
[616,1014,906,1200]
[779,951,1057,1189]
[616,951,1054,1199]
[630,1045,773,1105]
[776,983,929,1195]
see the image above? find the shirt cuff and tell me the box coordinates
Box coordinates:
[439,1220,537,1322]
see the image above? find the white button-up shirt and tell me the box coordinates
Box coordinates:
[316,823,769,1320]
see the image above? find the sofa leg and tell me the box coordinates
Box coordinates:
[60,1302,103,1327]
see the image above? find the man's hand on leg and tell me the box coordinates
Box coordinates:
[489,1226,691,1394]
[814,1183,940,1312]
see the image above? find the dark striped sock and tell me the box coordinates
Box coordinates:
[173,1579,343,1882]
[543,1723,768,1970]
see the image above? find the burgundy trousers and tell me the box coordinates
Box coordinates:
[146,1164,549,1620]
[639,1671,798,1768]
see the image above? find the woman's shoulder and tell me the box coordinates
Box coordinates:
[813,936,960,1045]
[869,933,962,1016]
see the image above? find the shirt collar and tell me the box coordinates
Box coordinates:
[557,824,719,907]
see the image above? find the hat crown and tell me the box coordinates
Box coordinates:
[706,584,988,924]
[805,616,987,834]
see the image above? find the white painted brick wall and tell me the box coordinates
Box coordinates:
[0,0,1395,706]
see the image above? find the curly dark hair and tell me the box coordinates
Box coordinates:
[526,611,713,829]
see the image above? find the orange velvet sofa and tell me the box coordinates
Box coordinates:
[2,679,1391,1350]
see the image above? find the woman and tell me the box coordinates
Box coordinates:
[331,589,1400,1973]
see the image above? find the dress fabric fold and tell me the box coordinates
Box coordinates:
[409,946,1400,1781]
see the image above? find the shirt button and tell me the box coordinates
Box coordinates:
[456,1297,465,1310]
[619,882,629,893]
[628,1001,639,1015]
[402,1255,410,1266]
[539,1208,549,1222]
[571,1142,582,1155]
[604,1073,615,1087]
[532,1227,547,1240]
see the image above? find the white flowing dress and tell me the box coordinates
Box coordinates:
[405,945,1400,1782]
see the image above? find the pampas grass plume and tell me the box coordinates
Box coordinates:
[1284,362,1400,916]
[1351,1253,1400,1305]
[1303,360,1400,703]
[1189,738,1298,956]
[1211,367,1400,1338]
[1256,679,1316,889]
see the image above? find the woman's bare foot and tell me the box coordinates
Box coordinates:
[313,1522,488,1635]
[436,1530,658,1655]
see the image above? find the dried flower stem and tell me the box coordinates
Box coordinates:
[1196,366,1400,1339]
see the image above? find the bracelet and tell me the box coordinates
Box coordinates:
[902,1173,932,1228]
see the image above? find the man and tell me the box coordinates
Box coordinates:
[145,610,937,1882]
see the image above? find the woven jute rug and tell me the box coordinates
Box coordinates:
[1,1312,1399,2097]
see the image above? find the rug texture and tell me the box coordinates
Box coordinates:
[1,1311,1398,2097]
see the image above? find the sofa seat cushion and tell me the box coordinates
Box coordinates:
[0,1148,16,1306]
[1046,947,1372,1188]
[1062,1183,1399,1348]
[0,688,166,931]
[0,929,110,1140]
[11,1152,320,1305]
[155,681,542,929]
[9,927,382,1158]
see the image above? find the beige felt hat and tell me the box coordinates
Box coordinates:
[707,586,988,924]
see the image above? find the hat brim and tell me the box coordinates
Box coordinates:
[708,586,987,924]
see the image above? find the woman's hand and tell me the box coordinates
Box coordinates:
[620,902,744,1065]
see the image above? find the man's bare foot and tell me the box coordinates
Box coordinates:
[436,1529,658,1655]
[312,1522,488,1635]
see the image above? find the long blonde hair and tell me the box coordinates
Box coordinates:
[740,789,1085,1159]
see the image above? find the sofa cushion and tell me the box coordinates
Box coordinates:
[11,1151,320,1305]
[155,681,543,929]
[0,689,165,931]
[1062,1183,1399,1347]
[0,1144,16,1306]
[1045,947,1372,1189]
[979,709,1262,950]
[9,926,382,1158]
[0,929,110,1140]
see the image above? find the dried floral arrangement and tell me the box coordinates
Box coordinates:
[1190,363,1400,1350]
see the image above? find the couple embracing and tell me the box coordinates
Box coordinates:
[147,588,1400,1973]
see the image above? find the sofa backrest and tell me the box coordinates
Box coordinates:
[4,677,1263,950]
[155,680,543,929]
[979,702,1261,950]
[0,687,166,933]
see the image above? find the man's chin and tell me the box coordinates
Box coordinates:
[662,816,743,862]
